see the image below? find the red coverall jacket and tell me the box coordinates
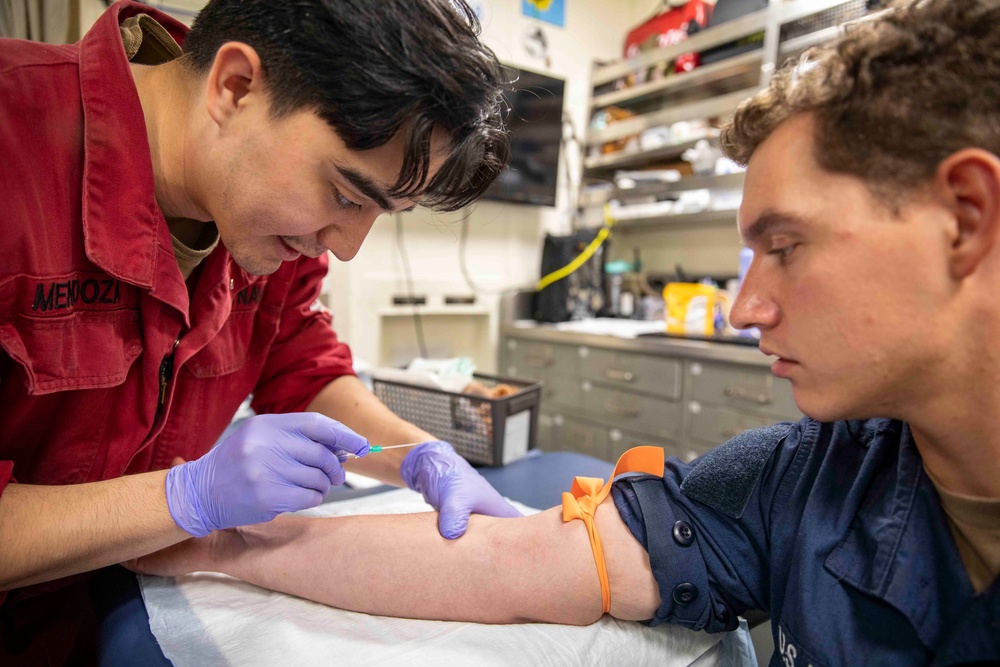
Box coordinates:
[0,3,354,661]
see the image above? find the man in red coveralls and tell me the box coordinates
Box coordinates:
[0,1,515,662]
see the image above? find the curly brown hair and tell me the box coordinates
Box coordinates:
[721,0,1000,202]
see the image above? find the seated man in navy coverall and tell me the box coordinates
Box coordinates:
[131,1,1000,665]
[0,0,518,662]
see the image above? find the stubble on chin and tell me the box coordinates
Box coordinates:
[224,238,282,276]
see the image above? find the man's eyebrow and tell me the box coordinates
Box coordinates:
[740,210,808,245]
[335,164,394,211]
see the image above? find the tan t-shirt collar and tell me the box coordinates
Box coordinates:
[121,14,183,64]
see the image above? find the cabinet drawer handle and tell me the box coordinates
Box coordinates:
[723,386,772,405]
[605,368,635,383]
[603,400,640,418]
[524,355,554,368]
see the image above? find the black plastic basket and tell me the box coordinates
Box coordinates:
[372,373,543,466]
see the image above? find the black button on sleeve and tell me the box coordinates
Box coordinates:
[672,583,698,605]
[672,520,694,547]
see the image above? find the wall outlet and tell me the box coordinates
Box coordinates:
[391,295,427,306]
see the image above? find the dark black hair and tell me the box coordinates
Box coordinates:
[182,0,510,211]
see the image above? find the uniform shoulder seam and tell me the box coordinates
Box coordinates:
[0,58,79,77]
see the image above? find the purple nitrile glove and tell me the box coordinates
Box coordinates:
[165,413,369,537]
[400,441,522,539]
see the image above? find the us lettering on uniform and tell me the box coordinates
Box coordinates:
[778,625,816,667]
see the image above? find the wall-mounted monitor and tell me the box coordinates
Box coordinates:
[481,65,566,207]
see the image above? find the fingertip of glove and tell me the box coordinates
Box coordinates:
[439,514,468,540]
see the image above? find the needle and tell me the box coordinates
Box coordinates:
[337,442,422,460]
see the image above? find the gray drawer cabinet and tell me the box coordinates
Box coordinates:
[580,347,682,399]
[687,361,798,419]
[537,411,557,451]
[607,427,682,462]
[545,412,680,463]
[544,412,608,460]
[502,333,801,462]
[505,338,580,409]
[581,383,683,442]
[687,402,778,448]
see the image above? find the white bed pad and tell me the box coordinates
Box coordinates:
[140,488,723,667]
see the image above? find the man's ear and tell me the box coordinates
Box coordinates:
[204,42,264,129]
[936,149,1000,279]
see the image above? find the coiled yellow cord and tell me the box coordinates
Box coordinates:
[535,204,616,292]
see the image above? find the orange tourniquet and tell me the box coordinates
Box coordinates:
[561,446,665,614]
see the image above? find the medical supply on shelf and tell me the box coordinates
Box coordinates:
[605,258,643,319]
[681,138,724,175]
[605,263,626,317]
[664,282,718,336]
[619,290,635,318]
[407,356,477,392]
[612,169,681,190]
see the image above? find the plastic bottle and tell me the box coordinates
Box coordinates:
[608,273,622,316]
[605,260,632,318]
[619,291,635,318]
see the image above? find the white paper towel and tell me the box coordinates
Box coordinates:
[141,489,721,667]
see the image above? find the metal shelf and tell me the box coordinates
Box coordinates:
[584,136,715,174]
[611,208,738,231]
[592,8,771,87]
[592,51,762,110]
[590,1,857,89]
[582,0,867,180]
[647,171,744,195]
[583,173,746,207]
[588,88,757,145]
[781,0,858,24]
[779,24,840,55]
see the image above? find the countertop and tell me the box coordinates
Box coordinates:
[502,320,772,368]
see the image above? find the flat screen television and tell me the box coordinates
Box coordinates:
[481,66,565,207]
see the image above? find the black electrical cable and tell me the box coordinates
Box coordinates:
[395,213,428,360]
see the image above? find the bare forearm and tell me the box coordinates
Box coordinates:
[0,471,189,590]
[216,508,604,625]
[129,496,661,625]
[306,375,435,485]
